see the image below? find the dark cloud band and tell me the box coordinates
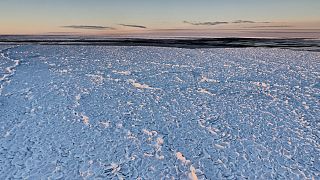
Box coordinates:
[232,20,255,23]
[61,25,114,30]
[183,21,228,26]
[119,24,147,29]
[184,20,272,26]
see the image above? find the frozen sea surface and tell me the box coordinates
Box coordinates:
[0,45,319,179]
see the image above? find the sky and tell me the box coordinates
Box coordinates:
[0,0,319,37]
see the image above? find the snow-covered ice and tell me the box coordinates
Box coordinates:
[0,45,319,179]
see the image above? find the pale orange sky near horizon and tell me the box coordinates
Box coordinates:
[0,0,319,37]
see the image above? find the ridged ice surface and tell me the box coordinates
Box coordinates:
[0,45,319,179]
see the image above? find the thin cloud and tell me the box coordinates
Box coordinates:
[61,25,114,30]
[233,20,272,24]
[183,21,228,26]
[232,20,256,24]
[119,24,147,29]
[184,20,272,26]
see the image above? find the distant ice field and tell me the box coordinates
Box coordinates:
[0,45,319,179]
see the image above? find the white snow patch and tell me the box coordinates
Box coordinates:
[197,88,215,96]
[200,76,219,83]
[176,152,190,164]
[99,121,110,128]
[112,70,131,75]
[253,81,270,90]
[142,129,157,136]
[128,79,159,90]
[188,165,199,180]
[75,94,81,107]
[175,77,184,82]
[86,74,104,85]
[214,143,226,149]
[81,114,90,125]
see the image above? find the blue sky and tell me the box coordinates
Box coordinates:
[0,0,319,35]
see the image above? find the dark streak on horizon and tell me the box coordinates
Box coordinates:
[47,32,80,34]
[245,25,294,28]
[0,37,319,52]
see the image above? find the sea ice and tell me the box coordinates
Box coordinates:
[0,45,319,179]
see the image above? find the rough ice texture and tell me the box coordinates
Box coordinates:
[0,45,319,179]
